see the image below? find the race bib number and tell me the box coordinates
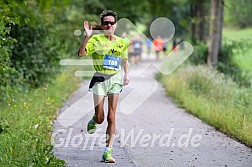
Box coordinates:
[103,55,121,70]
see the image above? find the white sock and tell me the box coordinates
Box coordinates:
[104,147,111,152]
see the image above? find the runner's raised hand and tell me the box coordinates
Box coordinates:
[83,21,92,37]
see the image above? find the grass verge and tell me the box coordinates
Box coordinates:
[0,69,81,166]
[160,64,252,147]
[223,27,252,40]
[223,27,252,75]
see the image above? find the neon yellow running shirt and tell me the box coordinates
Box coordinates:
[85,34,128,75]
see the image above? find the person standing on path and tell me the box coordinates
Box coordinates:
[78,10,129,163]
[145,37,152,56]
[131,34,143,64]
[153,35,164,60]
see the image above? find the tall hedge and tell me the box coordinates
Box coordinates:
[0,0,63,101]
[0,1,19,99]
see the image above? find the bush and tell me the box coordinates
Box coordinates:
[188,41,208,65]
[0,1,19,99]
[1,1,64,101]
[10,24,61,87]
[218,39,252,87]
[188,39,251,87]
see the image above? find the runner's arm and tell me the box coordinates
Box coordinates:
[78,21,92,57]
[122,58,129,85]
[78,36,90,57]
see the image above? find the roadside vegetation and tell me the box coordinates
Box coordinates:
[159,28,252,147]
[0,71,80,166]
[1,0,252,166]
[0,1,81,166]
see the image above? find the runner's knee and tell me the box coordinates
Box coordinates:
[107,112,116,124]
[95,115,104,124]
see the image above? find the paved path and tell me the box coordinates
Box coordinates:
[53,57,252,167]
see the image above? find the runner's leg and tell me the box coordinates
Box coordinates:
[106,93,119,147]
[93,94,105,124]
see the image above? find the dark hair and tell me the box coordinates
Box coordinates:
[92,10,117,30]
[92,22,103,30]
[100,10,117,23]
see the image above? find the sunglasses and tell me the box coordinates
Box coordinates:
[102,21,116,25]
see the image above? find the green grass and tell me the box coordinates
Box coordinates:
[160,65,252,147]
[223,28,252,71]
[234,48,252,85]
[0,69,81,166]
[223,27,252,84]
[159,28,252,148]
[234,47,252,70]
[223,27,252,40]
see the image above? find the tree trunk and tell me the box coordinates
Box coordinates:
[197,1,206,42]
[191,3,197,44]
[218,0,224,51]
[191,0,207,43]
[207,0,224,67]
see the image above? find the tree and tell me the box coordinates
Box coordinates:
[207,0,224,67]
[224,0,252,28]
[190,0,210,44]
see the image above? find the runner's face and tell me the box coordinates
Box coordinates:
[102,16,117,35]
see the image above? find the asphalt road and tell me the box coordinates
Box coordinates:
[52,56,252,167]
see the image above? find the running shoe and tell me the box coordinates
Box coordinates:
[101,148,116,163]
[87,116,97,134]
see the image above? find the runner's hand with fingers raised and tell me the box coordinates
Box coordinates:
[83,21,92,37]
